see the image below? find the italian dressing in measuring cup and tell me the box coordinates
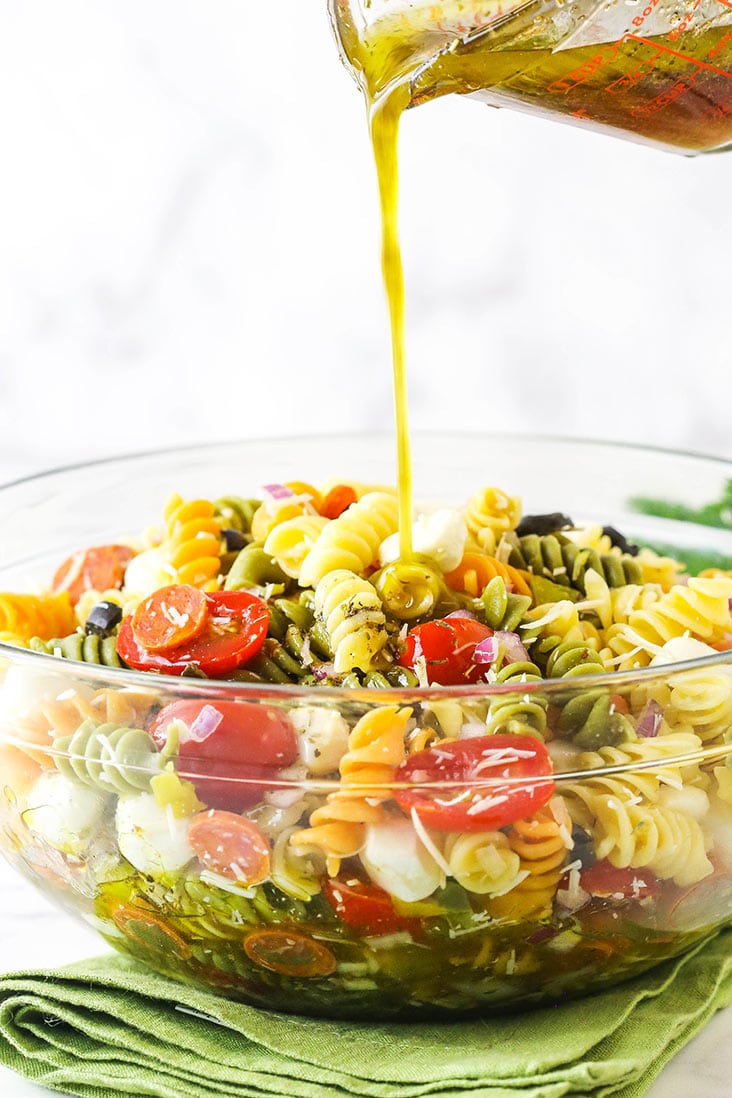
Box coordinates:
[330,0,732,152]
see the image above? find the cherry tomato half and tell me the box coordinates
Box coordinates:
[188,810,271,884]
[117,589,269,677]
[580,860,660,900]
[149,698,297,811]
[323,878,420,936]
[394,733,555,832]
[52,544,135,605]
[399,617,494,685]
[131,584,209,652]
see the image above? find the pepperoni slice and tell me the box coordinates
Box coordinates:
[52,545,135,604]
[243,929,336,978]
[131,585,208,652]
[188,810,271,884]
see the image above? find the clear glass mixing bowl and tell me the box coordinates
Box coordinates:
[1,435,732,1019]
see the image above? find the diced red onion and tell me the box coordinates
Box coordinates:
[494,630,530,664]
[262,483,294,500]
[474,636,498,665]
[189,704,224,742]
[728,598,732,613]
[313,662,334,682]
[637,699,663,738]
[446,609,476,620]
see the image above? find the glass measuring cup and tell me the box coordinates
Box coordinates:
[329,0,732,153]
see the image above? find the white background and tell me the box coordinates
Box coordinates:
[0,1,730,486]
[0,3,730,1093]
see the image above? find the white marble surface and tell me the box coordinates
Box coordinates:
[0,858,729,1097]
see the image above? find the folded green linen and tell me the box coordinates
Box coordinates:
[0,931,731,1098]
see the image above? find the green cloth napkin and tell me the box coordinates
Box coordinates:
[0,932,731,1098]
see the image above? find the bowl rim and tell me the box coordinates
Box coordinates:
[1,430,732,699]
[2,430,732,495]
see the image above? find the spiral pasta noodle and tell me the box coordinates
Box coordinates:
[444,551,532,599]
[569,733,705,805]
[580,796,711,886]
[299,492,399,588]
[444,831,523,895]
[270,829,325,900]
[489,801,571,920]
[224,544,288,591]
[661,666,732,747]
[162,494,223,590]
[264,515,330,580]
[479,576,532,634]
[289,706,411,874]
[313,569,388,675]
[604,577,732,669]
[249,486,320,544]
[635,548,686,592]
[51,719,165,796]
[510,534,642,594]
[0,592,76,645]
[30,632,125,668]
[464,486,521,555]
[484,660,547,738]
[214,495,260,536]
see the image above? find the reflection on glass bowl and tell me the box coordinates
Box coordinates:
[1,436,732,1020]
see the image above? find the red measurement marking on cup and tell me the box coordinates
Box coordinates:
[626,34,732,79]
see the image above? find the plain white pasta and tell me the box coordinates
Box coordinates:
[444,832,524,895]
[263,515,330,579]
[299,492,399,587]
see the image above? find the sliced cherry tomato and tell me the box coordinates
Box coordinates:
[117,589,269,676]
[188,810,271,884]
[52,544,135,605]
[131,584,208,652]
[399,617,494,685]
[394,733,554,832]
[580,860,660,900]
[320,484,357,520]
[243,929,336,978]
[323,877,420,935]
[149,698,297,810]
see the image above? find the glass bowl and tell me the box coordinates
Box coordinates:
[2,434,732,1020]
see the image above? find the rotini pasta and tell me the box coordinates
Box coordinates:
[161,494,223,590]
[30,632,125,668]
[489,801,571,920]
[0,592,75,645]
[313,569,388,675]
[289,706,410,873]
[264,515,330,579]
[464,486,521,555]
[299,492,399,587]
[484,660,547,738]
[604,577,732,669]
[509,533,642,595]
[51,719,166,796]
[444,831,524,895]
[444,551,532,599]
